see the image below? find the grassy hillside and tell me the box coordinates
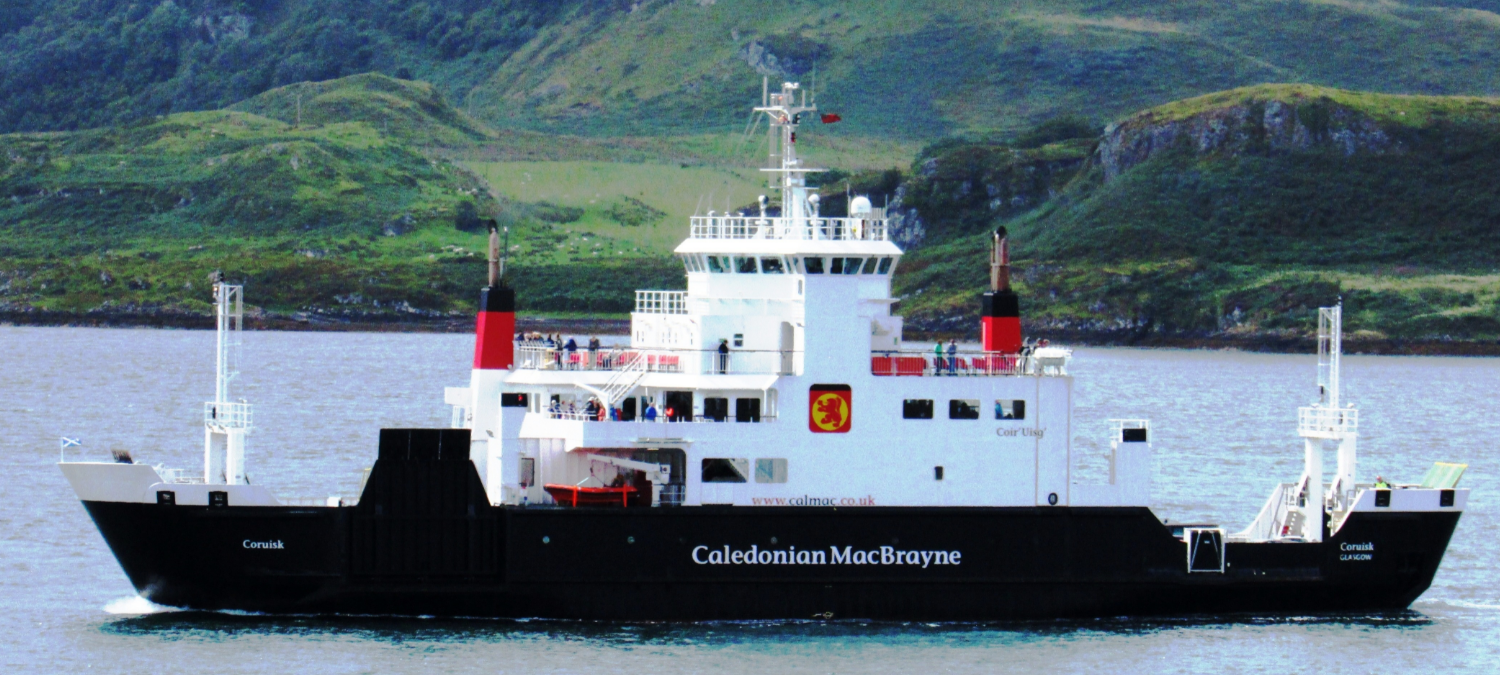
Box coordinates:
[469,161,767,254]
[229,74,497,147]
[893,85,1500,344]
[12,0,1500,144]
[0,74,683,321]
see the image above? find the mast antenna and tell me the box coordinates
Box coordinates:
[487,220,502,287]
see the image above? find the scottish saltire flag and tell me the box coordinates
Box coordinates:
[60,437,80,449]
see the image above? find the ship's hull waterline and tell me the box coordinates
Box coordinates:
[80,500,1459,620]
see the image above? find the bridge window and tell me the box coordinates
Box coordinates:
[804,257,825,274]
[860,258,877,274]
[702,458,749,483]
[831,257,864,274]
[877,257,893,274]
[995,400,1026,420]
[903,399,934,419]
[736,256,759,274]
[761,257,786,274]
[949,399,980,420]
[755,458,788,483]
[707,256,728,273]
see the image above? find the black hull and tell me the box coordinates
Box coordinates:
[80,501,1460,621]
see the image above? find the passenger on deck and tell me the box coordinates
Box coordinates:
[565,337,578,369]
[946,339,958,375]
[584,398,600,419]
[934,342,945,376]
[718,339,730,374]
[1375,476,1390,489]
[588,336,600,369]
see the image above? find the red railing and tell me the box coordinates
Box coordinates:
[871,353,1027,377]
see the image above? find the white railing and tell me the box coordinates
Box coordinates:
[689,215,888,241]
[156,466,203,484]
[1298,406,1358,438]
[1234,482,1303,542]
[541,408,778,424]
[635,290,687,315]
[871,351,1065,377]
[204,401,253,429]
[515,346,792,375]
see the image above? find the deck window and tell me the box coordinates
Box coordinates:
[703,397,729,422]
[804,257,825,274]
[761,257,786,274]
[702,458,749,483]
[996,399,1026,420]
[860,257,877,274]
[903,399,934,419]
[877,257,894,274]
[736,256,759,274]
[735,397,762,423]
[755,459,788,483]
[949,399,980,420]
[707,256,727,273]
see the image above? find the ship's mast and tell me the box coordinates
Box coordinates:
[755,80,824,239]
[204,278,251,485]
[1294,304,1358,540]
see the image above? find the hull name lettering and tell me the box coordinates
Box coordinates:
[692,544,961,568]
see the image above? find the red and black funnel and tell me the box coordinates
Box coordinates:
[981,227,1022,353]
[474,221,515,370]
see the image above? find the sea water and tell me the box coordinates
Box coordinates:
[2,325,1497,673]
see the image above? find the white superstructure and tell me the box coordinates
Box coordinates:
[453,82,1141,511]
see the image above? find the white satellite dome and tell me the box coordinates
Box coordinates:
[849,196,873,215]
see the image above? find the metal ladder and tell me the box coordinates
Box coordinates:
[598,351,649,409]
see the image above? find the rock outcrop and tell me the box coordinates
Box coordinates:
[1100,96,1399,180]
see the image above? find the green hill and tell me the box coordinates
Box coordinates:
[229,74,496,147]
[12,0,1500,144]
[893,85,1500,345]
[0,77,680,322]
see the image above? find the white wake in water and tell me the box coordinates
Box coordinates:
[1420,598,1500,611]
[102,595,169,615]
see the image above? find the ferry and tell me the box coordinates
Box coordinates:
[60,81,1469,620]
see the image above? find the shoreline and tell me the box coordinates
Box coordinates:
[4,311,1498,356]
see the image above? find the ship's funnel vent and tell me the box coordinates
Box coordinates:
[981,227,1022,353]
[474,219,516,370]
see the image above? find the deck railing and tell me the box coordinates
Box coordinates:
[871,351,1065,377]
[689,215,888,241]
[516,345,794,375]
[543,409,778,424]
[203,401,253,428]
[1298,406,1359,438]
